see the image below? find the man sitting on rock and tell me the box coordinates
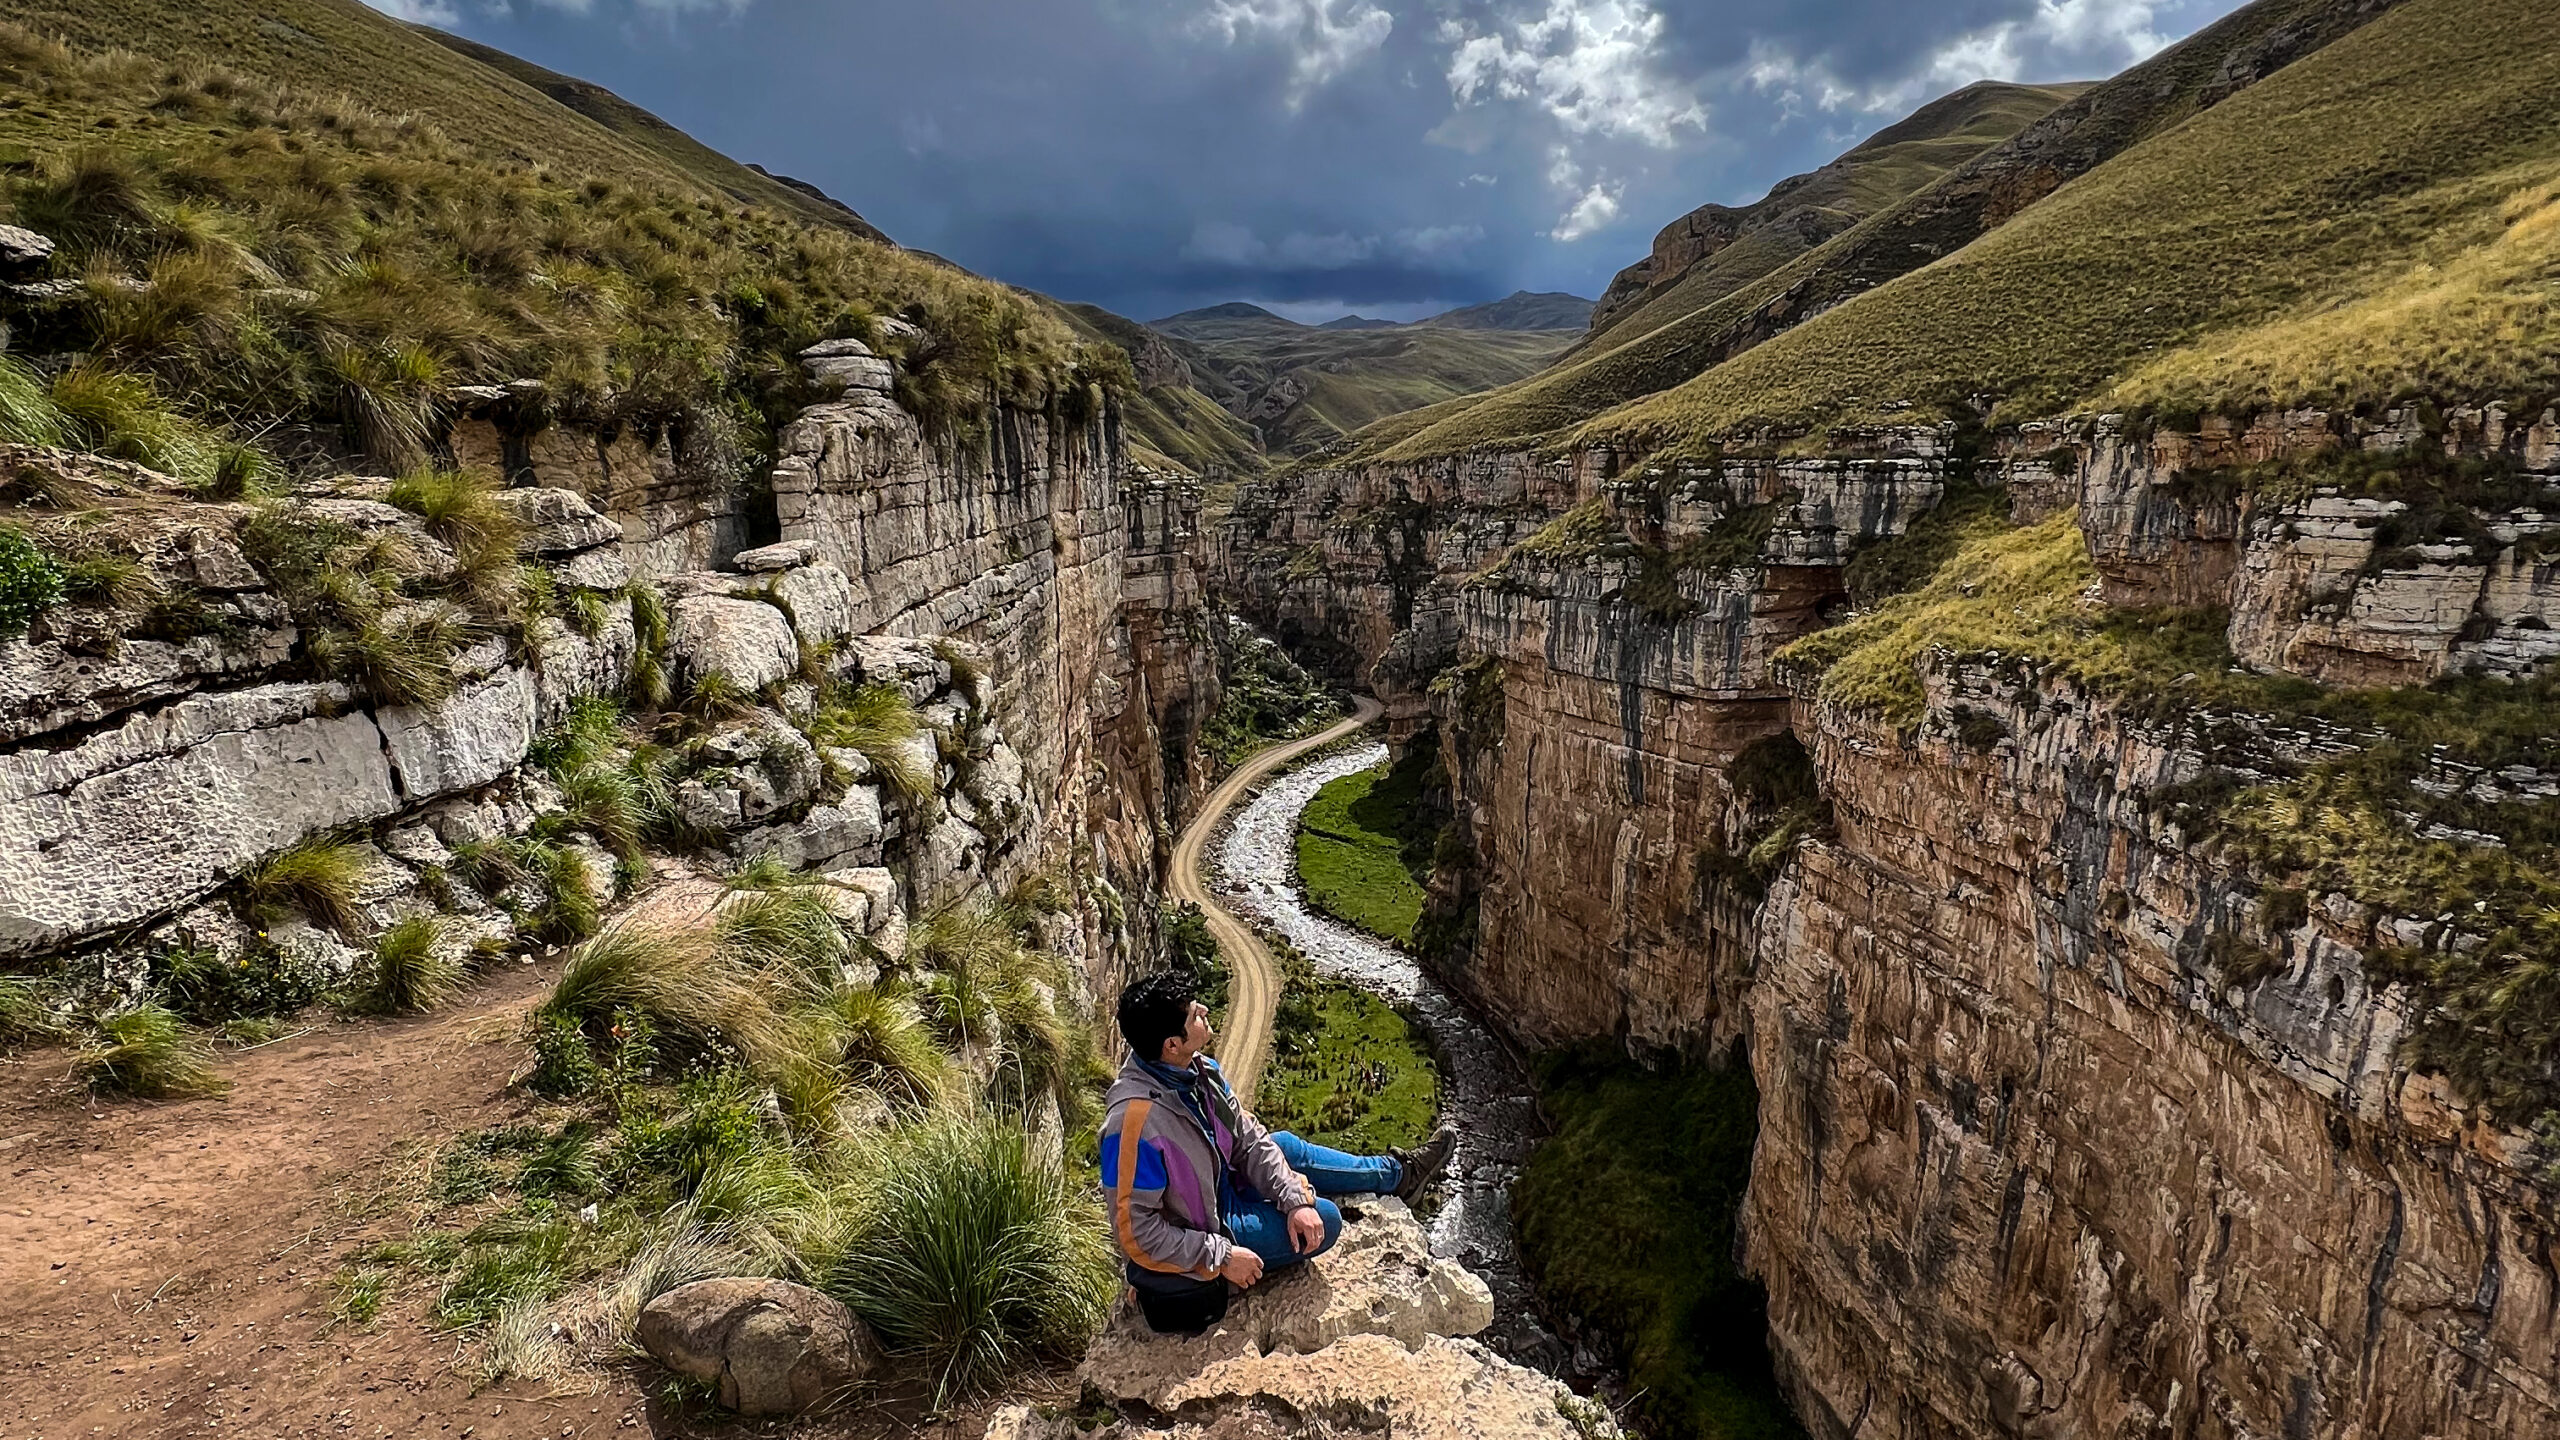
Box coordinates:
[1102,969,1455,1333]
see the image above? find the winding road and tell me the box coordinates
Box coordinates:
[1174,694,1383,1104]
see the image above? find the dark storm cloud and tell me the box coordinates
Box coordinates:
[381,0,2249,319]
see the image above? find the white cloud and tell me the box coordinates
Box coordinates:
[1441,0,1705,147]
[1183,221,1270,266]
[1747,0,2169,116]
[1397,223,1485,256]
[1197,0,1395,107]
[1552,181,1620,241]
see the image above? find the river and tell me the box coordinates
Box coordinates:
[1211,741,1567,1371]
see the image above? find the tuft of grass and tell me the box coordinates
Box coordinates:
[809,682,935,807]
[537,919,788,1074]
[0,973,64,1046]
[815,984,952,1115]
[0,352,65,448]
[719,888,857,990]
[827,1112,1116,1407]
[387,469,524,552]
[363,915,463,1014]
[45,362,232,486]
[682,670,756,724]
[75,1005,228,1098]
[239,837,372,935]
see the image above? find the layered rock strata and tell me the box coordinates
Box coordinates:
[2,332,1216,1003]
[1215,402,2560,1438]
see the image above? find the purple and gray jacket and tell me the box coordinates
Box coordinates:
[1100,1051,1314,1278]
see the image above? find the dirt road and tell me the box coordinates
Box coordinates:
[1169,695,1382,1105]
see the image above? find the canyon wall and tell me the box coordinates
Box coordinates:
[2,334,1214,998]
[1213,404,2560,1438]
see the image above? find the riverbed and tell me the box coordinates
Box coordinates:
[1213,742,1564,1370]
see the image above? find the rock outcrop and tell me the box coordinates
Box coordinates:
[3,328,1217,1008]
[985,1200,1611,1440]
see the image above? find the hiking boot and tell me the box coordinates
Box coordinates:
[1391,1126,1457,1201]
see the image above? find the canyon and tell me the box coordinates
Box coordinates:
[1214,405,2560,1439]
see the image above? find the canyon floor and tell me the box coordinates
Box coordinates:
[1172,695,1383,1103]
[0,949,1055,1440]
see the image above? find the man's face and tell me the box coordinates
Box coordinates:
[1160,1000,1214,1065]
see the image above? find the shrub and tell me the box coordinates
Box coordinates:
[75,1005,227,1098]
[364,915,462,1014]
[308,603,470,708]
[682,670,756,723]
[0,527,66,636]
[238,837,371,935]
[153,943,326,1024]
[827,1113,1116,1405]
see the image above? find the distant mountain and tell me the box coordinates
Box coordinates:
[1149,303,1301,340]
[1419,292,1593,332]
[1317,316,1402,331]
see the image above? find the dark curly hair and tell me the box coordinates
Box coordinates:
[1116,969,1198,1063]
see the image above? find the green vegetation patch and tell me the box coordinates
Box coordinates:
[1256,949,1440,1156]
[1515,1045,1801,1440]
[1205,621,1348,769]
[1296,747,1439,947]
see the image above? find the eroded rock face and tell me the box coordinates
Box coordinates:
[636,1277,877,1416]
[1745,665,2560,1440]
[990,1201,1594,1440]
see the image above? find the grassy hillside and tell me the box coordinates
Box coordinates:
[1418,290,1592,332]
[412,28,892,244]
[7,0,848,226]
[1577,81,2084,356]
[1152,304,1575,455]
[0,8,1109,484]
[1587,0,2558,453]
[1361,0,2418,462]
[1047,302,1265,476]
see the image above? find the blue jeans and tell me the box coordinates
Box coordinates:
[1224,1132,1402,1272]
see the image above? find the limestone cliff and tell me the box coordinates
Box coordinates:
[0,331,1215,1002]
[1214,403,2560,1438]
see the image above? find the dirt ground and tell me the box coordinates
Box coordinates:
[0,954,1058,1440]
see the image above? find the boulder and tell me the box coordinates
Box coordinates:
[555,547,631,591]
[668,596,797,693]
[845,634,947,702]
[376,667,540,800]
[493,487,623,555]
[0,224,54,280]
[771,563,856,645]
[636,1277,877,1416]
[799,339,895,395]
[733,539,817,573]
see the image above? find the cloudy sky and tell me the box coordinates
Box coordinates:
[366,0,2248,323]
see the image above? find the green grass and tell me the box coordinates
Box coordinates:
[1514,1045,1801,1440]
[1352,0,2538,463]
[363,916,463,1015]
[76,1004,227,1098]
[1257,957,1439,1155]
[237,836,371,935]
[0,18,1108,478]
[826,1113,1118,1408]
[1576,80,2083,356]
[1296,750,1438,946]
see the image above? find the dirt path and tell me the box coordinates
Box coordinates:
[1170,696,1382,1105]
[0,906,1036,1440]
